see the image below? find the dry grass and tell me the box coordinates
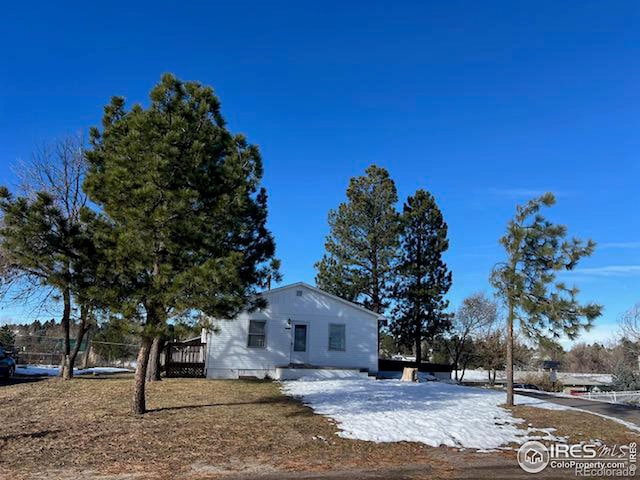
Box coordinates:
[0,375,455,480]
[1,376,638,480]
[508,405,640,445]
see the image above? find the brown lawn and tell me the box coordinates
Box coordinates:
[508,405,640,446]
[0,375,637,480]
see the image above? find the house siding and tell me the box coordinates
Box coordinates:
[203,284,379,379]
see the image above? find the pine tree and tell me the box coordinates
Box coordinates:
[612,362,640,391]
[0,135,97,379]
[0,189,98,378]
[84,74,277,414]
[491,193,602,406]
[390,189,452,364]
[0,325,15,350]
[315,165,399,314]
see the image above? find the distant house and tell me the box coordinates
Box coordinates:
[201,282,382,380]
[541,360,561,370]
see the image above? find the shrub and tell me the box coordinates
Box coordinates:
[612,363,640,391]
[520,372,564,392]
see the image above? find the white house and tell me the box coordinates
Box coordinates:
[201,282,382,380]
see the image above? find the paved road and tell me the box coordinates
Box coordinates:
[519,391,640,426]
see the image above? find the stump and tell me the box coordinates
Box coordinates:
[401,367,418,382]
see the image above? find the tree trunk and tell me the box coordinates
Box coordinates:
[401,367,418,382]
[453,349,460,381]
[506,303,515,406]
[459,356,469,383]
[154,338,165,381]
[59,288,72,379]
[81,327,92,370]
[67,306,90,376]
[69,318,89,376]
[415,315,422,367]
[414,236,423,368]
[132,336,153,415]
[146,336,163,382]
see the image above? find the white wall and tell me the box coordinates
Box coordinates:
[203,284,379,379]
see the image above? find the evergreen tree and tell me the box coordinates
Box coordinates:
[612,362,640,391]
[390,189,452,364]
[0,135,97,379]
[92,316,135,363]
[491,193,602,406]
[315,165,399,314]
[0,189,99,378]
[84,74,277,414]
[0,325,15,350]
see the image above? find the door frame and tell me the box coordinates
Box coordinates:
[290,321,309,364]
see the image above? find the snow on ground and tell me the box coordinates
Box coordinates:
[15,365,132,376]
[281,378,572,450]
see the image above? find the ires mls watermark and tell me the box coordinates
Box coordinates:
[518,440,637,477]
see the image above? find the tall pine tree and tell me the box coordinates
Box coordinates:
[84,74,277,414]
[391,189,452,364]
[491,192,602,406]
[315,165,399,314]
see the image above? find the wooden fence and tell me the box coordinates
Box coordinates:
[378,359,455,373]
[164,341,206,378]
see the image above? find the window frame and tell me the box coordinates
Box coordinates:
[328,323,346,352]
[247,320,267,349]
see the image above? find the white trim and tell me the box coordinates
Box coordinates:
[258,282,384,321]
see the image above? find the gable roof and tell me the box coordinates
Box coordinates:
[258,282,385,320]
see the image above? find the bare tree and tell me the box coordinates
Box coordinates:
[475,325,533,385]
[447,293,497,381]
[620,304,640,343]
[475,330,505,385]
[564,342,612,373]
[16,135,88,220]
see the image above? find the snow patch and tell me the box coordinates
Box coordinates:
[15,365,132,376]
[281,379,567,449]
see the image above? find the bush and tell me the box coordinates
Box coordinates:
[612,363,640,391]
[520,372,564,392]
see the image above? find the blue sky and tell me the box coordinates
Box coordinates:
[1,1,638,346]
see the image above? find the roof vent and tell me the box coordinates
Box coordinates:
[296,290,303,297]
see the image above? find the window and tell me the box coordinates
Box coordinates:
[247,320,266,348]
[328,324,346,351]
